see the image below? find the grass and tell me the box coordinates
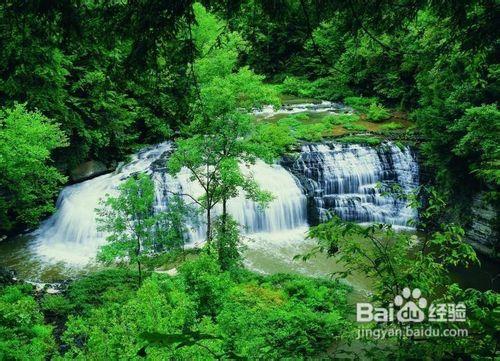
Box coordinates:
[379,122,404,131]
[344,96,378,112]
[256,94,411,144]
[337,135,382,146]
[343,123,368,132]
[366,103,391,122]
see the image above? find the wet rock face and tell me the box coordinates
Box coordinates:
[467,193,499,258]
[70,160,112,183]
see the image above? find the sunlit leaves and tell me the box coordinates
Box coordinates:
[0,104,67,232]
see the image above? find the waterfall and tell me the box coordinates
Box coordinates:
[31,143,308,265]
[151,159,308,242]
[31,143,173,265]
[29,140,418,268]
[284,142,419,228]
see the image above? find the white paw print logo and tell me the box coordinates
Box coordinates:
[394,287,427,323]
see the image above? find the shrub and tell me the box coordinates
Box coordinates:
[67,269,139,313]
[296,123,328,141]
[280,76,353,101]
[337,135,382,146]
[344,96,378,111]
[322,114,359,125]
[366,103,391,122]
[280,76,315,97]
[343,123,367,132]
[0,285,55,359]
[277,114,327,141]
[250,122,297,162]
[41,294,74,316]
[276,117,302,129]
[309,77,353,101]
[379,122,404,131]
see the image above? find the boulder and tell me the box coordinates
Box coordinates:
[0,267,17,286]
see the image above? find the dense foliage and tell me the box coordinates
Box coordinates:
[0,104,67,233]
[1,0,497,232]
[303,190,498,359]
[0,1,497,360]
[0,258,351,360]
[230,0,499,209]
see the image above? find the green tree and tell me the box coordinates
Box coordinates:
[97,174,157,285]
[168,3,284,255]
[452,105,500,186]
[212,214,242,270]
[97,174,194,285]
[154,194,198,253]
[0,104,68,234]
[0,1,193,168]
[302,190,497,359]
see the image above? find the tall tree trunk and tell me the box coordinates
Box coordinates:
[222,198,227,231]
[206,206,212,244]
[136,238,142,286]
[137,259,142,287]
[219,197,228,268]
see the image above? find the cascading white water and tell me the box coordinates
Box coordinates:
[254,101,353,119]
[31,143,308,265]
[31,143,173,265]
[152,159,308,243]
[28,139,418,269]
[285,142,419,227]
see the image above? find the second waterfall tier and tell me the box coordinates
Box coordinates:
[282,142,419,227]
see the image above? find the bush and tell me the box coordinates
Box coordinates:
[288,113,309,122]
[452,105,500,185]
[277,117,302,129]
[322,114,359,125]
[343,123,367,132]
[280,76,315,97]
[344,96,378,111]
[67,269,139,313]
[337,135,382,146]
[309,77,353,101]
[379,122,404,131]
[366,103,391,122]
[280,76,353,101]
[61,264,352,359]
[41,294,74,316]
[277,114,328,141]
[296,123,328,141]
[0,285,55,359]
[249,122,297,162]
